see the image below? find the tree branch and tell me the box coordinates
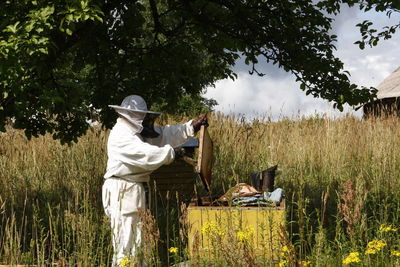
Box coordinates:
[149,0,164,34]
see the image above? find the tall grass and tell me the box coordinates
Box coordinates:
[0,127,111,266]
[1,114,400,266]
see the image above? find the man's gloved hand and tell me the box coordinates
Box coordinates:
[191,113,209,133]
[173,147,186,160]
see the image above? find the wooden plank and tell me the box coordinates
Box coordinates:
[150,172,195,179]
[149,136,206,199]
[196,126,213,191]
[150,159,196,200]
[151,186,195,197]
[152,178,195,185]
[152,163,194,173]
[152,185,194,191]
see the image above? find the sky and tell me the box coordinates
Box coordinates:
[202,6,400,120]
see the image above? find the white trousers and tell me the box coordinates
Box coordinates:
[102,178,146,267]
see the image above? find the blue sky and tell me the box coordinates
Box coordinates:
[203,6,400,120]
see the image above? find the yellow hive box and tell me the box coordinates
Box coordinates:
[187,200,285,262]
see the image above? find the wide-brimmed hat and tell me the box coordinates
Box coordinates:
[109,95,161,115]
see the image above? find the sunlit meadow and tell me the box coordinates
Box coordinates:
[1,113,400,266]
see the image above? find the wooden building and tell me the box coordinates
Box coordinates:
[363,67,400,117]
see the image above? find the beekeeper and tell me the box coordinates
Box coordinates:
[102,95,208,266]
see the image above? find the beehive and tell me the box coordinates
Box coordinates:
[151,126,286,262]
[186,126,286,262]
[149,160,197,200]
[149,138,199,201]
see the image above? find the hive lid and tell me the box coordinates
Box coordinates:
[180,138,199,148]
[196,125,213,191]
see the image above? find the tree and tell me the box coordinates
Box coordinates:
[0,0,397,143]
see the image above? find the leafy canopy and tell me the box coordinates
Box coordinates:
[0,0,398,143]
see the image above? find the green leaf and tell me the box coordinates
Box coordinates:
[38,48,48,54]
[66,14,74,22]
[25,22,35,32]
[41,6,55,17]
[94,15,103,23]
[6,22,20,33]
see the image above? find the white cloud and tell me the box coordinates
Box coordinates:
[204,72,358,120]
[333,7,400,87]
[203,6,400,120]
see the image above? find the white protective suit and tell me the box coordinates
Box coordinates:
[102,113,194,266]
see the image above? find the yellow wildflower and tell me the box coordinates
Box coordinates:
[342,252,361,265]
[391,250,400,257]
[379,224,397,233]
[367,240,387,251]
[119,256,131,267]
[278,259,287,267]
[236,226,254,242]
[280,245,289,257]
[168,247,179,254]
[201,221,214,234]
[301,260,311,266]
[201,221,225,236]
[365,248,377,255]
[236,231,248,242]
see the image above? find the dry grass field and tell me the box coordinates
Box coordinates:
[1,113,400,266]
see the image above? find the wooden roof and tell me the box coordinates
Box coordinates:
[377,67,400,99]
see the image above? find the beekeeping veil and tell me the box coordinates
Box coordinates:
[109,95,161,136]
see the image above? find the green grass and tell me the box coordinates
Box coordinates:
[1,114,400,266]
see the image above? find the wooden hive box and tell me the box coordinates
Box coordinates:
[149,125,213,200]
[187,201,286,262]
[149,138,200,201]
